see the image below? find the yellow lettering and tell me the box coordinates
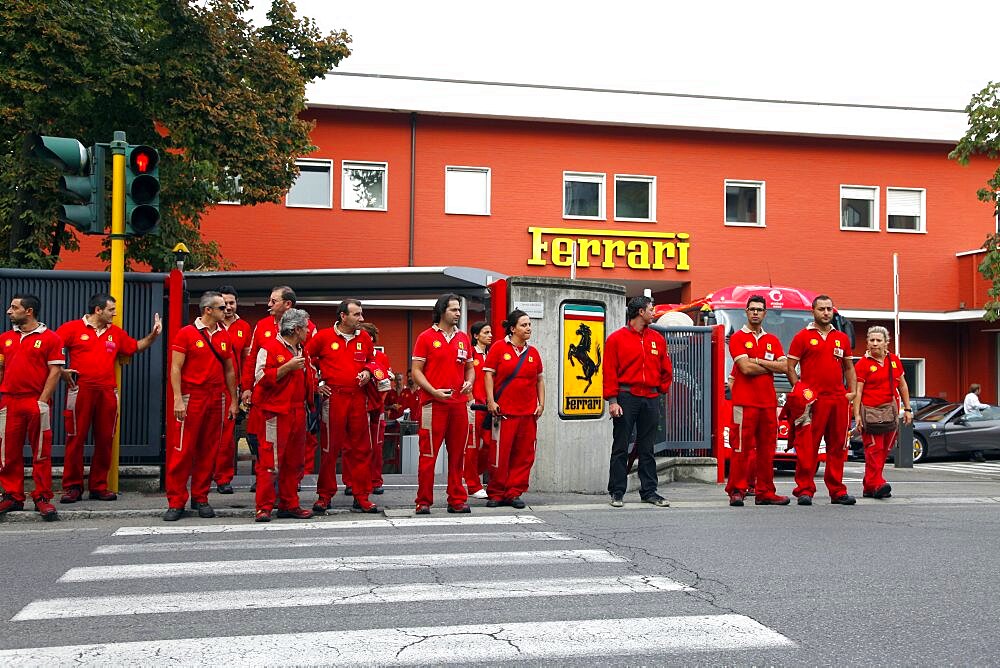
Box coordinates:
[602,239,626,268]
[677,233,690,271]
[652,241,674,270]
[577,238,600,268]
[552,237,573,267]
[528,227,548,266]
[626,240,650,269]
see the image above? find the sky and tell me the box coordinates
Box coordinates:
[250,0,997,111]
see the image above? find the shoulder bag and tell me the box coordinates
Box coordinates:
[482,345,531,431]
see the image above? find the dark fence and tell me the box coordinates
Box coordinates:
[0,269,167,463]
[651,325,715,454]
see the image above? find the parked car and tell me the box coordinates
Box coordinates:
[848,397,951,461]
[851,402,1000,463]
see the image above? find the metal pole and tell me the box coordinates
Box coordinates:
[108,131,127,493]
[893,252,900,357]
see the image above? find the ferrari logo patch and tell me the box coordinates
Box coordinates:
[220,342,227,351]
[237,331,244,337]
[356,342,362,350]
[34,340,42,349]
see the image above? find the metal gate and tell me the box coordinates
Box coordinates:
[0,269,167,462]
[651,324,715,453]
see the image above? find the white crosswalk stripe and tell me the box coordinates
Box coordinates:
[7,513,795,663]
[917,462,1000,478]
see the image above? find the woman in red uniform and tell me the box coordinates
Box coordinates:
[853,325,912,499]
[484,310,544,509]
[464,321,493,499]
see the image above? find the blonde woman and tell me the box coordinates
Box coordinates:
[852,326,912,499]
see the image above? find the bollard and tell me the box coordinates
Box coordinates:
[894,418,914,468]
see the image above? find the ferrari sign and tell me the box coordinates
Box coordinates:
[560,302,605,418]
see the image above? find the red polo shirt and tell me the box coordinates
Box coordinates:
[57,318,139,389]
[171,320,233,393]
[472,346,488,403]
[483,337,544,416]
[602,324,673,399]
[788,324,852,398]
[254,335,312,412]
[855,352,902,406]
[242,315,316,389]
[304,327,375,389]
[221,316,252,382]
[411,325,474,405]
[0,324,65,396]
[729,326,785,408]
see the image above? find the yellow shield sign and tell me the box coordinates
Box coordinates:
[560,302,605,418]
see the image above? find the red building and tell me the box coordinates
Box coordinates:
[59,74,1000,401]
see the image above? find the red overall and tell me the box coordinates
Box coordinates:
[0,326,64,503]
[788,325,852,499]
[305,327,376,508]
[412,325,474,509]
[214,316,251,486]
[463,346,491,494]
[56,318,138,494]
[166,323,233,509]
[856,353,903,495]
[483,338,543,502]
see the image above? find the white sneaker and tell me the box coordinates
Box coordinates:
[471,489,489,499]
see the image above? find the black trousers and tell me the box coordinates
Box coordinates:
[607,392,660,498]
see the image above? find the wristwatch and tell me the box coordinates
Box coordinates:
[903,407,912,412]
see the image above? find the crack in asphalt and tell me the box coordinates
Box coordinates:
[393,627,522,660]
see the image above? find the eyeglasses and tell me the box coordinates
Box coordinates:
[211,305,225,311]
[746,307,765,313]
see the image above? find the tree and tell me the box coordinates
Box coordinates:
[950,81,1000,321]
[0,0,351,271]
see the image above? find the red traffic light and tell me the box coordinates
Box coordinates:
[128,146,159,174]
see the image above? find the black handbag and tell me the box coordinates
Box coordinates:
[482,347,531,430]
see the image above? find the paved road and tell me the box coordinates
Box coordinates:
[1,469,999,666]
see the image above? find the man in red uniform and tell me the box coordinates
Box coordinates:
[603,295,673,508]
[57,293,161,503]
[360,322,393,495]
[411,293,475,514]
[786,294,858,506]
[252,308,315,521]
[305,299,380,514]
[242,286,317,484]
[400,371,420,418]
[464,321,492,499]
[213,285,252,494]
[725,296,791,507]
[0,294,65,520]
[165,291,239,521]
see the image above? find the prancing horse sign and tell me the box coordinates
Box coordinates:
[560,302,605,419]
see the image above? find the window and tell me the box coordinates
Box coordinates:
[724,180,764,226]
[840,185,878,231]
[614,175,656,222]
[901,358,924,396]
[887,187,925,232]
[563,172,605,219]
[286,159,333,208]
[218,173,241,206]
[445,166,491,215]
[342,161,387,211]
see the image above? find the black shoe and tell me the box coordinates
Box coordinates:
[485,499,499,508]
[163,507,184,522]
[510,497,526,510]
[88,490,117,501]
[831,494,857,505]
[197,502,216,518]
[312,502,327,515]
[216,483,234,494]
[610,494,624,508]
[372,486,384,495]
[642,493,670,507]
[797,495,813,506]
[190,500,201,510]
[447,503,472,513]
[344,486,353,496]
[873,484,892,499]
[276,507,314,519]
[351,500,378,514]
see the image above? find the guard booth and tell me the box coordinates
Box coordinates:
[0,268,168,464]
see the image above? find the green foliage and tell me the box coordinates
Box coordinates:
[950,81,1000,320]
[0,0,351,271]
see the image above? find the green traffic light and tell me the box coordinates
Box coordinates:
[25,133,88,174]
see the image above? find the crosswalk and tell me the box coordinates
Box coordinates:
[0,514,795,665]
[916,461,1000,479]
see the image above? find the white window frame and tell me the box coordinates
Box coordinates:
[723,179,765,227]
[218,173,242,206]
[613,174,656,223]
[839,184,879,232]
[563,171,606,221]
[444,166,491,216]
[886,187,926,233]
[902,357,925,395]
[285,158,333,209]
[341,160,388,211]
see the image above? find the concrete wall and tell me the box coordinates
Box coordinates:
[508,276,626,493]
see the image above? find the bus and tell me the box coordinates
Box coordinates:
[654,285,855,470]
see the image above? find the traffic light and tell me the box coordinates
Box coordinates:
[125,144,160,235]
[24,133,105,234]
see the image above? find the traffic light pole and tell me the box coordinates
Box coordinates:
[108,131,127,493]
